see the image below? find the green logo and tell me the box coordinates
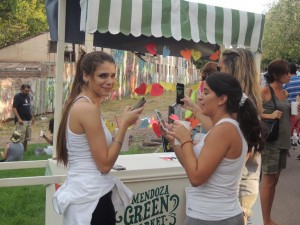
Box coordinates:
[116,185,180,225]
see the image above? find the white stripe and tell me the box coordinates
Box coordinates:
[152,0,162,37]
[131,0,143,36]
[250,13,263,51]
[223,8,232,47]
[171,0,182,41]
[86,0,100,33]
[189,2,200,42]
[80,0,87,31]
[108,0,122,34]
[206,5,216,44]
[237,11,248,47]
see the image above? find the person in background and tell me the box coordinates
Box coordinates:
[53,51,144,225]
[260,59,291,225]
[0,131,24,162]
[164,73,264,225]
[12,84,35,151]
[181,48,264,224]
[283,63,300,157]
[42,118,54,145]
[198,61,219,94]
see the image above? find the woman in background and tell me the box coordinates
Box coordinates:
[260,59,291,225]
[164,73,264,225]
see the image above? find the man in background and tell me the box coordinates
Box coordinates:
[283,63,300,159]
[12,84,35,151]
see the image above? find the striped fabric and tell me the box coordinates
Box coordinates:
[80,0,265,52]
[283,76,300,103]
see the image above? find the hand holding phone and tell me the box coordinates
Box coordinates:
[131,97,146,111]
[176,83,184,105]
[155,109,168,131]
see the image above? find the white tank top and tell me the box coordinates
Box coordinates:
[185,118,247,221]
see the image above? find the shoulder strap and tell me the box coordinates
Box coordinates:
[268,85,277,110]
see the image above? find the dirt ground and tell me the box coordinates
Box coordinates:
[0,92,175,148]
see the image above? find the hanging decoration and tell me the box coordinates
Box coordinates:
[105,119,116,132]
[152,122,162,138]
[191,49,202,61]
[150,83,164,96]
[139,118,150,128]
[180,49,192,61]
[113,80,120,90]
[162,46,170,58]
[169,114,179,121]
[145,43,157,55]
[209,50,221,61]
[134,83,147,95]
[146,84,152,94]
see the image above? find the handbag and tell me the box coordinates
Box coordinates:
[262,85,280,142]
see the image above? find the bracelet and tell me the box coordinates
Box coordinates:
[181,140,193,149]
[113,138,123,146]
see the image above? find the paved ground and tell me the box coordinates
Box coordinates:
[271,147,300,225]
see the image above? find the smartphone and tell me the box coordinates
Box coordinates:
[131,97,146,111]
[155,109,167,131]
[176,83,184,105]
[112,164,126,170]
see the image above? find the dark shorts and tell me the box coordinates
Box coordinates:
[262,145,288,174]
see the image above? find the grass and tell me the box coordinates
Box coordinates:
[0,89,183,225]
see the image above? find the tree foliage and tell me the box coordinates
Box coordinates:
[0,0,48,48]
[262,0,300,64]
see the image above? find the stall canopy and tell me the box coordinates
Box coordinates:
[46,0,265,58]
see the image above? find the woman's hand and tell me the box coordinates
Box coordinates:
[272,110,282,119]
[160,123,175,145]
[181,96,199,113]
[121,105,144,128]
[167,120,192,144]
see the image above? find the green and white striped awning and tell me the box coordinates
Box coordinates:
[80,0,265,52]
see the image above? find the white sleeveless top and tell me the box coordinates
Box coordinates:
[52,96,132,224]
[185,118,247,221]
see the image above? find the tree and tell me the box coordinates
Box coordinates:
[0,0,48,48]
[262,0,300,64]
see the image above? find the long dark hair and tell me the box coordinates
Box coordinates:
[206,72,264,152]
[56,51,115,166]
[265,59,289,83]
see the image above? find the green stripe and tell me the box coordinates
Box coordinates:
[120,0,132,35]
[198,3,207,42]
[258,15,265,51]
[215,7,224,45]
[231,9,240,46]
[161,0,172,38]
[98,0,111,32]
[141,0,152,36]
[244,12,255,47]
[181,0,191,40]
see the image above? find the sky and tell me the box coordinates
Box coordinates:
[186,0,275,13]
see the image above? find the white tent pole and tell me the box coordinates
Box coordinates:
[52,0,66,159]
[85,0,94,53]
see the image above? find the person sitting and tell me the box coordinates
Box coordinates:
[42,118,54,145]
[0,131,24,162]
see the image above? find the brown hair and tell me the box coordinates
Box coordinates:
[266,59,290,83]
[56,51,115,166]
[201,62,219,81]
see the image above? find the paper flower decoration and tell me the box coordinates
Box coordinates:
[150,83,164,96]
[146,84,152,94]
[134,83,147,95]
